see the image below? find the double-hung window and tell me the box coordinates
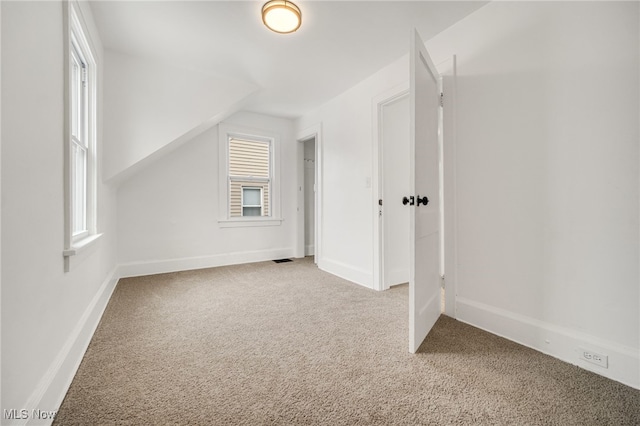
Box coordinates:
[218,124,282,227]
[64,3,99,269]
[70,37,89,238]
[228,137,271,217]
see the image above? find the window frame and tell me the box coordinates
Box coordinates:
[218,123,282,228]
[63,2,101,270]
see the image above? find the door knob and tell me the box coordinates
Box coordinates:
[417,195,429,206]
[402,196,415,206]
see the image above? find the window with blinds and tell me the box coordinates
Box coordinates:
[228,137,271,217]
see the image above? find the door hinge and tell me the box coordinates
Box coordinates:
[440,92,444,107]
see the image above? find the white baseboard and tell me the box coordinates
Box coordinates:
[319,257,373,289]
[17,268,120,426]
[118,248,295,278]
[456,297,640,390]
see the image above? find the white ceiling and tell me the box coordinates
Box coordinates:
[90,1,488,118]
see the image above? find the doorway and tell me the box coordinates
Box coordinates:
[372,56,456,323]
[381,94,410,289]
[296,124,322,264]
[374,84,446,309]
[303,138,316,256]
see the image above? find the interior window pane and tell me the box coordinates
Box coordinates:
[229,138,270,178]
[243,187,261,206]
[71,57,80,139]
[72,145,87,234]
[242,207,261,217]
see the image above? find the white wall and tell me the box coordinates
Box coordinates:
[297,1,639,388]
[1,1,119,421]
[117,111,298,276]
[296,58,409,287]
[428,0,639,389]
[103,50,258,182]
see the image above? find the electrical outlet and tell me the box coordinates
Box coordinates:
[579,348,608,368]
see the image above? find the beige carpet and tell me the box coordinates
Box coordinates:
[55,257,640,425]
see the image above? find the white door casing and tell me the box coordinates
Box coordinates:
[409,29,442,353]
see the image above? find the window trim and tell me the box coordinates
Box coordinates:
[218,123,282,228]
[63,2,100,271]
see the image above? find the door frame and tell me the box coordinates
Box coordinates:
[372,83,409,291]
[296,124,322,264]
[440,56,457,318]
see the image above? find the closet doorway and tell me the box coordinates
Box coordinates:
[296,124,322,264]
[303,138,316,257]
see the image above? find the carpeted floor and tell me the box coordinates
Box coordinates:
[55,257,640,425]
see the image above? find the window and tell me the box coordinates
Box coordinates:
[228,137,271,217]
[64,3,99,269]
[218,124,282,227]
[70,37,88,238]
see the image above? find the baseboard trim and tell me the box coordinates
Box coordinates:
[318,257,372,289]
[456,297,640,390]
[20,268,120,426]
[118,248,295,278]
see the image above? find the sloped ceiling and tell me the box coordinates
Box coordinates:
[91,1,489,119]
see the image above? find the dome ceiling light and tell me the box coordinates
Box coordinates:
[262,0,302,34]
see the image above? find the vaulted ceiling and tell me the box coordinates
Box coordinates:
[90,1,489,119]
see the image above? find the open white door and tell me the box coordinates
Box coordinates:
[408,29,441,353]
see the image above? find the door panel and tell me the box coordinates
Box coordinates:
[409,29,441,353]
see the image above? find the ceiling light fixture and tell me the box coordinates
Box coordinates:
[262,0,302,34]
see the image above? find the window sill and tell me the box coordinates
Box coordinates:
[218,218,283,228]
[64,233,103,257]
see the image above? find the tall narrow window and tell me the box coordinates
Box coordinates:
[70,38,88,239]
[228,137,271,217]
[64,3,99,270]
